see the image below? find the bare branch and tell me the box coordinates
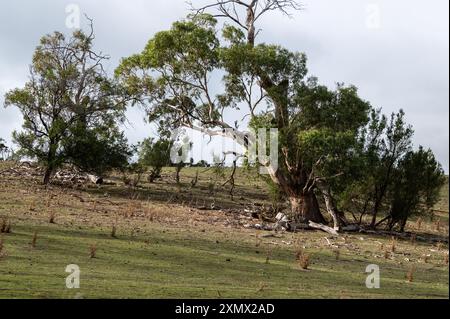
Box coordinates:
[189,0,302,44]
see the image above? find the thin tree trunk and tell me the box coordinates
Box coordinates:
[43,166,53,185]
[43,142,57,185]
[42,167,53,185]
[370,200,382,228]
[323,191,341,230]
[318,181,347,230]
[400,218,407,233]
[375,215,391,228]
[175,166,182,184]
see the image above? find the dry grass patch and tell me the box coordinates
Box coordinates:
[0,218,11,234]
[390,237,397,253]
[334,249,341,261]
[49,210,56,224]
[31,231,38,248]
[406,266,416,282]
[295,248,311,270]
[90,243,97,259]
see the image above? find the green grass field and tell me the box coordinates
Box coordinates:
[0,163,448,299]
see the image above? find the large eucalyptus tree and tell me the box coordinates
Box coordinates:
[116,1,371,227]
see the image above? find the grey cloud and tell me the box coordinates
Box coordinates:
[0,0,448,171]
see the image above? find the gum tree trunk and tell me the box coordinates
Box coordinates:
[289,192,327,224]
[43,140,58,185]
[317,181,348,231]
[266,164,327,224]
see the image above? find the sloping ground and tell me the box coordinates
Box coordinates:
[0,162,448,299]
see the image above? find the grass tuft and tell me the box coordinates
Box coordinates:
[435,219,441,232]
[410,234,417,246]
[334,249,340,261]
[416,217,423,230]
[49,210,56,224]
[1,219,11,234]
[90,244,97,259]
[111,224,117,238]
[390,237,397,253]
[31,231,38,248]
[406,266,416,283]
[296,248,311,270]
[265,247,272,264]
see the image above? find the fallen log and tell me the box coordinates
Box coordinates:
[341,224,361,232]
[309,221,339,236]
[289,223,311,231]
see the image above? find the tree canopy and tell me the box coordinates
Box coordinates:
[4,23,130,183]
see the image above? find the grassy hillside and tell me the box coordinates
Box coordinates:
[0,163,448,299]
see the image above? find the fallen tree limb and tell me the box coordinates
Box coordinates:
[309,221,339,236]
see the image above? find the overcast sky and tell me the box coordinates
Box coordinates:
[0,0,448,171]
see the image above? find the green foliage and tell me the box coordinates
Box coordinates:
[4,29,127,183]
[388,147,446,231]
[138,137,172,182]
[115,15,221,129]
[335,109,445,231]
[63,122,132,176]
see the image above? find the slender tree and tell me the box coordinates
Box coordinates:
[386,147,445,232]
[138,137,172,183]
[361,110,414,228]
